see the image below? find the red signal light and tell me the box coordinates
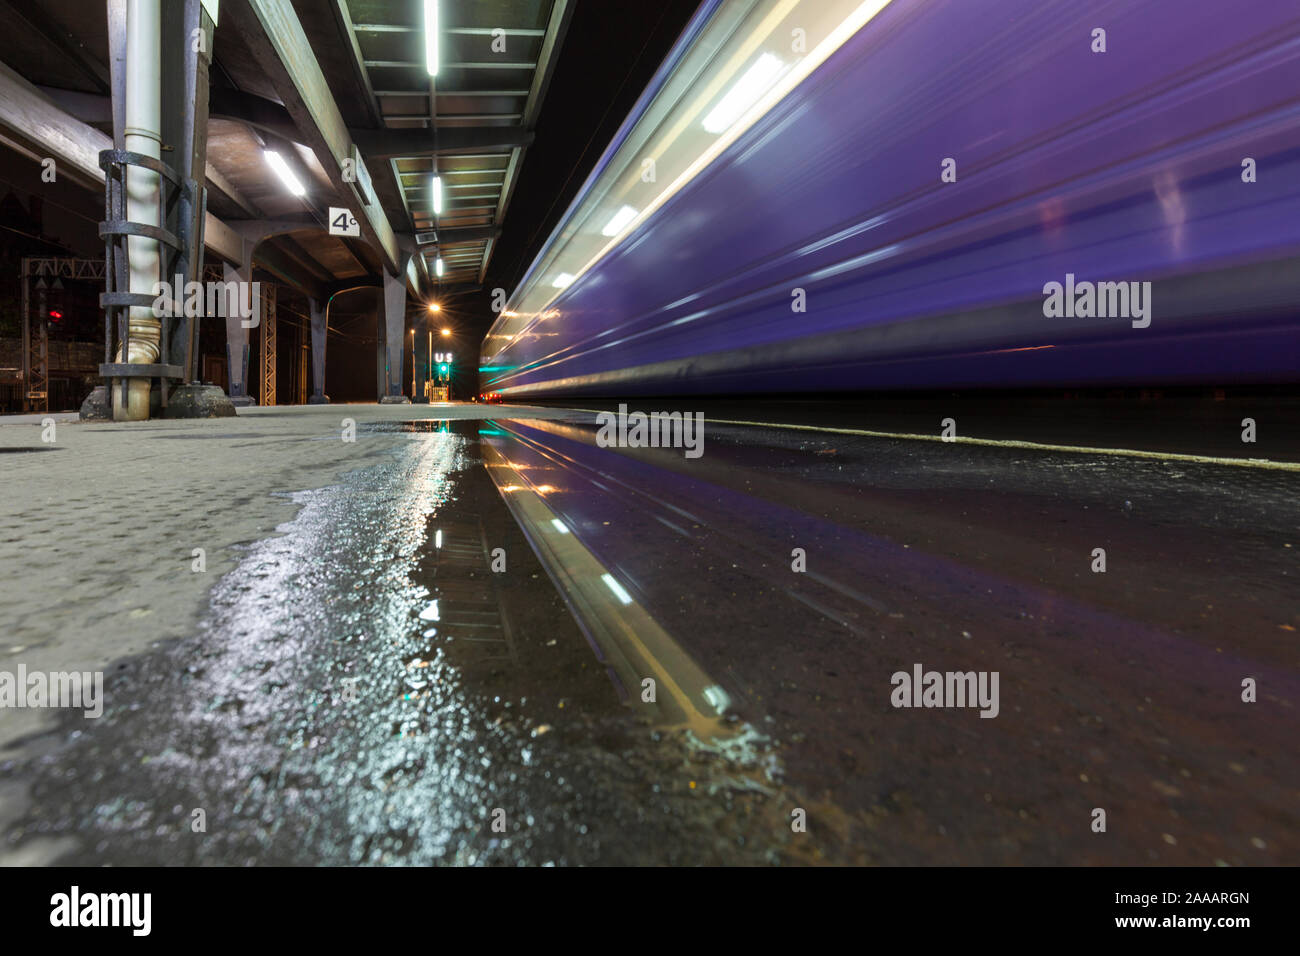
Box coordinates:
[48,310,63,321]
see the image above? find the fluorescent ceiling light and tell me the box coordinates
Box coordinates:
[702,52,785,134]
[552,273,575,289]
[431,174,442,214]
[263,150,305,196]
[600,205,639,237]
[550,519,569,534]
[436,257,445,277]
[424,0,438,76]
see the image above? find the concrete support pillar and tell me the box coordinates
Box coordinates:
[308,298,329,403]
[379,269,410,403]
[223,259,255,406]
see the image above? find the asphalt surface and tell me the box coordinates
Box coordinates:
[1,402,1297,865]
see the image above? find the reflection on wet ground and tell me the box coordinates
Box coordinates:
[3,419,797,865]
[481,418,1299,864]
[3,411,1297,865]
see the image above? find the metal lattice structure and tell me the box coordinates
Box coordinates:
[259,282,277,406]
[20,257,106,413]
[23,301,47,412]
[297,340,309,405]
[26,258,108,280]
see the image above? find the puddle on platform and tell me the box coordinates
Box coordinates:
[1,418,811,866]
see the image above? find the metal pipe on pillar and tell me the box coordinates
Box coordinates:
[113,0,163,421]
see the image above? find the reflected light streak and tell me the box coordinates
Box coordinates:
[601,573,634,606]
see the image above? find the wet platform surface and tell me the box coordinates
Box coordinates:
[2,405,1297,865]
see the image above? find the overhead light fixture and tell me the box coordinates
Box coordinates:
[436,257,445,277]
[424,0,438,76]
[600,205,639,237]
[702,53,785,134]
[264,150,306,196]
[427,303,441,313]
[552,273,575,289]
[431,174,442,215]
[441,328,451,337]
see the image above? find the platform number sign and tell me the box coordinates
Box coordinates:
[328,206,361,237]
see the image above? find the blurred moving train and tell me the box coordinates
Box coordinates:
[480,0,1300,398]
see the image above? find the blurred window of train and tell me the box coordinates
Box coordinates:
[491,0,895,348]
